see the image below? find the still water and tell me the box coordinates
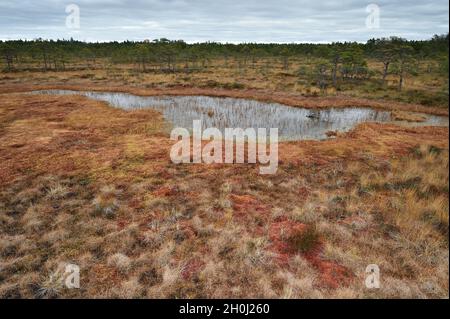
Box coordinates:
[33,90,448,141]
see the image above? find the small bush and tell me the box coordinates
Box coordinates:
[223,82,245,89]
[428,145,443,155]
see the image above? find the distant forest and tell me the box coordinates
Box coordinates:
[1,34,448,68]
[1,34,448,92]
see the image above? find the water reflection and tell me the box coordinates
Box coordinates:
[33,90,449,141]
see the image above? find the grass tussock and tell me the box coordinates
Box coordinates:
[287,225,320,254]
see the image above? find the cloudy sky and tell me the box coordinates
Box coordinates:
[1,0,448,43]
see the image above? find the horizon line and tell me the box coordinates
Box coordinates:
[1,33,448,45]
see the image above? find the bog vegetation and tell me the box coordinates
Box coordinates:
[1,34,449,107]
[0,34,448,299]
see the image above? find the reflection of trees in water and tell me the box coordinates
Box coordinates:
[34,90,447,141]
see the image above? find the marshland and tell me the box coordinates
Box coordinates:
[0,35,448,299]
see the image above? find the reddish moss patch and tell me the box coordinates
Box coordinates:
[229,194,269,216]
[116,218,131,230]
[304,248,354,289]
[268,219,354,289]
[298,186,311,201]
[318,261,353,289]
[181,258,205,280]
[153,186,178,197]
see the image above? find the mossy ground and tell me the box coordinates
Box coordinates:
[0,71,448,298]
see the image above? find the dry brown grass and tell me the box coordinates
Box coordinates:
[391,111,427,122]
[0,55,449,116]
[0,90,448,299]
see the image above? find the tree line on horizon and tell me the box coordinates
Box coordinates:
[1,34,448,91]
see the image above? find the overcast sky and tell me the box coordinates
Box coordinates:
[1,0,448,43]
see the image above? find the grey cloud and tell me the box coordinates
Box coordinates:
[1,0,448,42]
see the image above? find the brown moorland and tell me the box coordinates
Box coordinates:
[0,88,448,298]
